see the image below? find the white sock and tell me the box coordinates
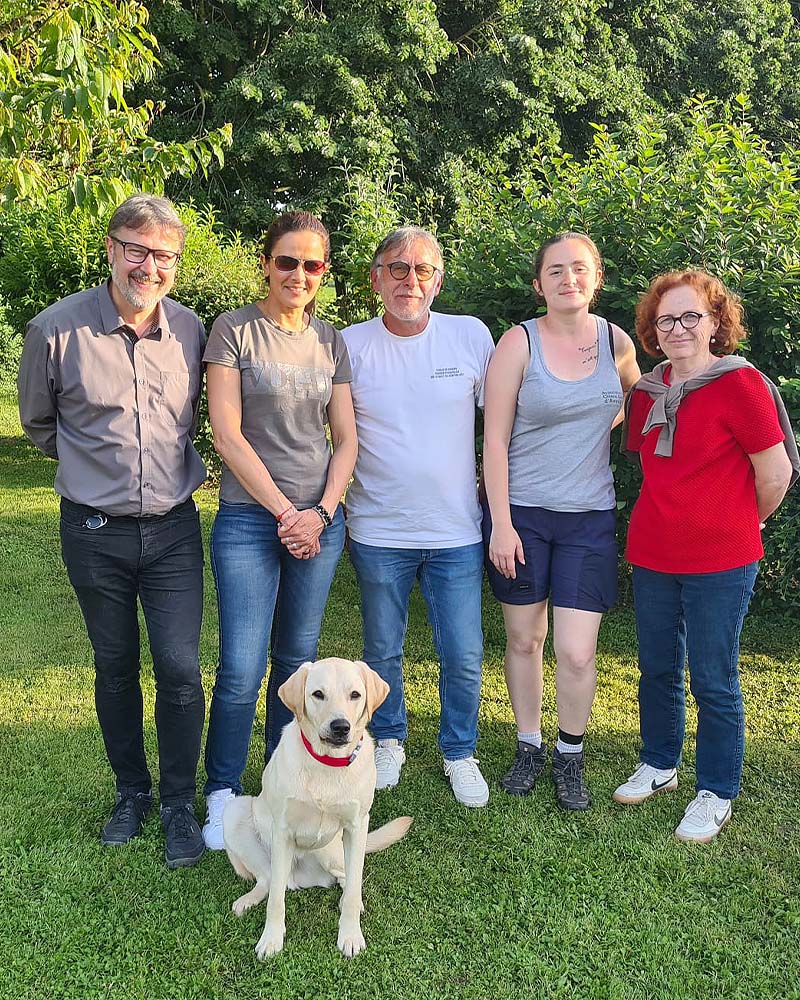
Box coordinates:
[517,731,542,748]
[556,738,583,755]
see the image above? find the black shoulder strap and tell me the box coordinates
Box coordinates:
[520,320,532,356]
[607,319,615,360]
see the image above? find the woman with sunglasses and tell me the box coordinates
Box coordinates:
[613,269,795,842]
[482,232,640,811]
[200,211,357,849]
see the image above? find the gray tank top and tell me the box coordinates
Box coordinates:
[507,316,623,512]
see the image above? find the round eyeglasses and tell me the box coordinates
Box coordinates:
[377,261,440,281]
[654,311,713,333]
[110,237,181,269]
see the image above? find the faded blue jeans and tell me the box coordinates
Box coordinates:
[204,501,345,794]
[633,562,758,800]
[348,540,484,760]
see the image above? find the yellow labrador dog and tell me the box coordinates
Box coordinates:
[223,657,412,958]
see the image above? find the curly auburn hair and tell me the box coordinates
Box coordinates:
[634,269,747,358]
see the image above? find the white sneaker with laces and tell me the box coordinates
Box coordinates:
[202,788,234,850]
[675,790,732,843]
[374,739,406,790]
[613,762,678,804]
[444,756,489,807]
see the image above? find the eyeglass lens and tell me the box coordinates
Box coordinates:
[272,255,327,275]
[655,311,705,333]
[386,261,438,281]
[115,239,179,268]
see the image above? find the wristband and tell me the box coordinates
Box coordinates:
[312,503,332,528]
[276,505,295,523]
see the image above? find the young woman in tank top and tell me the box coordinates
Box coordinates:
[482,232,640,810]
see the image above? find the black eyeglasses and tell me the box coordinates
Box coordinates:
[654,311,712,333]
[377,261,440,281]
[266,254,327,276]
[110,237,181,269]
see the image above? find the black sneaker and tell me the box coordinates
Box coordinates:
[551,749,591,811]
[101,791,153,845]
[499,741,548,795]
[161,803,205,869]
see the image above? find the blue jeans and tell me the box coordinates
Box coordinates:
[633,563,758,800]
[204,502,345,794]
[348,540,484,760]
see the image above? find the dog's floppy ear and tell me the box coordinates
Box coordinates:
[278,662,312,720]
[358,661,390,720]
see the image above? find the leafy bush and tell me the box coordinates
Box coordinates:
[439,99,800,608]
[0,197,262,474]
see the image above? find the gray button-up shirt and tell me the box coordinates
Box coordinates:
[17,281,207,515]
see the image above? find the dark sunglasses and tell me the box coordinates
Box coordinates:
[266,254,327,276]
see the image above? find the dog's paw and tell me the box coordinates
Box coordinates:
[255,927,285,959]
[337,926,366,958]
[232,892,258,917]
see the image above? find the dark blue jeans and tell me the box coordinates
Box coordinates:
[59,497,205,805]
[633,563,758,800]
[204,502,345,794]
[348,540,484,760]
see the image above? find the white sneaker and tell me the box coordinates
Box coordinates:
[675,790,732,843]
[202,788,234,850]
[613,763,678,804]
[444,757,489,807]
[374,739,406,790]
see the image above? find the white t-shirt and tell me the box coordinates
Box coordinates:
[342,311,495,548]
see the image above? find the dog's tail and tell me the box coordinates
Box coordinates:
[365,816,413,853]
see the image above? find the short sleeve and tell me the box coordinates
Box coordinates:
[722,369,785,455]
[623,388,652,453]
[332,328,352,384]
[203,312,241,368]
[473,321,496,409]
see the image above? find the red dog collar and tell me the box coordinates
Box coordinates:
[301,730,364,767]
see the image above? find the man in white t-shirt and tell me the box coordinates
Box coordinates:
[342,227,495,807]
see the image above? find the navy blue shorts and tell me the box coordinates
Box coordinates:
[482,504,618,612]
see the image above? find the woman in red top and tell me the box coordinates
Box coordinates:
[613,270,793,843]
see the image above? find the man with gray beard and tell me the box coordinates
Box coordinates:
[17,194,207,868]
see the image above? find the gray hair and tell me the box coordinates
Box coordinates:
[372,226,444,270]
[107,193,186,248]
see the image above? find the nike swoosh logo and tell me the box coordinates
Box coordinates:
[649,775,675,791]
[714,810,729,827]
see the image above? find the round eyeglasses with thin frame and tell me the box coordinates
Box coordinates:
[376,261,441,282]
[266,254,328,276]
[653,311,713,333]
[110,236,181,269]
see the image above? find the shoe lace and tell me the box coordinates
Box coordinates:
[685,792,719,824]
[556,755,585,793]
[445,757,483,786]
[165,806,195,842]
[375,745,398,768]
[112,797,137,823]
[509,749,538,779]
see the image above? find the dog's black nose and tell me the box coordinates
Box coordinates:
[329,717,350,738]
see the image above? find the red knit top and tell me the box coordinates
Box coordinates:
[624,366,785,573]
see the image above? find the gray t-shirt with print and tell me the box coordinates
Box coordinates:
[203,304,352,507]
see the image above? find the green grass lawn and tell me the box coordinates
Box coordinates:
[1,389,799,1000]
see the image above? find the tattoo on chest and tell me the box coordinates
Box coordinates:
[579,338,598,365]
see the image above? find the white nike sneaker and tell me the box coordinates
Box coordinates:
[613,762,678,804]
[202,787,234,850]
[675,790,732,843]
[444,756,489,807]
[374,739,406,790]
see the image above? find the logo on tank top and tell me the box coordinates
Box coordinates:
[431,366,464,379]
[602,390,623,407]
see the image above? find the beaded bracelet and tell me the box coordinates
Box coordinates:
[312,503,333,528]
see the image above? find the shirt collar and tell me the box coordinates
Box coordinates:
[98,279,172,340]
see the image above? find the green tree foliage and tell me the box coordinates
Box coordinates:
[0,0,231,213]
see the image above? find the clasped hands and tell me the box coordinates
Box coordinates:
[277,507,325,559]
